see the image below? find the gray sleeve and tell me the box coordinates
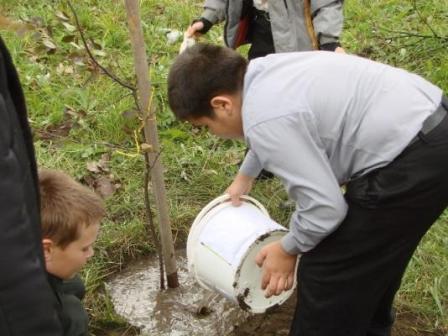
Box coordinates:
[247,114,348,254]
[311,0,344,45]
[239,148,263,178]
[201,0,227,24]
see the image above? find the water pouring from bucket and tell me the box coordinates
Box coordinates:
[187,194,297,314]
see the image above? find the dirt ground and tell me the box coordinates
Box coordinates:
[231,295,444,336]
[104,253,445,336]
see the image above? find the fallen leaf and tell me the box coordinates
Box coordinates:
[69,41,83,50]
[94,176,116,199]
[56,63,74,75]
[98,154,111,172]
[55,10,70,22]
[42,37,57,50]
[65,65,74,74]
[62,21,76,32]
[64,107,87,120]
[92,49,106,57]
[86,161,101,173]
[80,175,95,189]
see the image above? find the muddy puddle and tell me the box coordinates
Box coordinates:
[106,250,250,335]
[106,251,443,336]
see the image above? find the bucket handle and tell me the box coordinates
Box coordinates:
[194,194,270,225]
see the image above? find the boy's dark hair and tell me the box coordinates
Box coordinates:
[168,44,248,120]
[39,169,105,248]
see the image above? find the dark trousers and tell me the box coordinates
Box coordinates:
[290,102,448,336]
[247,9,275,60]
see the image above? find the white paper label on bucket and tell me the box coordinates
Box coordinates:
[199,202,285,267]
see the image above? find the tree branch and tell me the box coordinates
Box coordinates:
[412,0,439,38]
[66,0,136,92]
[66,0,169,289]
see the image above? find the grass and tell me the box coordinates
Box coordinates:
[1,0,447,334]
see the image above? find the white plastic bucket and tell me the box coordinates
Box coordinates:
[187,194,296,314]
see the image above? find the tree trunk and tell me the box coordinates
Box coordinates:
[124,0,179,288]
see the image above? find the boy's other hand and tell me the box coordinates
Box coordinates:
[226,173,255,206]
[186,21,204,38]
[255,241,297,298]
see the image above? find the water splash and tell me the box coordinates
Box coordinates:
[106,251,250,335]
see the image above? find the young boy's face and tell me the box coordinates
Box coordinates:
[189,93,244,139]
[43,222,100,280]
[190,115,242,139]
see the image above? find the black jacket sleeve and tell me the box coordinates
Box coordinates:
[0,36,62,336]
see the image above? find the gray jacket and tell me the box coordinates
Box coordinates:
[201,0,344,51]
[239,52,443,254]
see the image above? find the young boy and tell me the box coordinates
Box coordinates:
[186,0,345,179]
[39,169,105,336]
[168,44,448,336]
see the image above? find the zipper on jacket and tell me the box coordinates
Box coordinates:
[224,0,230,47]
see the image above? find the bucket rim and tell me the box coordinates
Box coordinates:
[234,229,298,314]
[187,195,270,287]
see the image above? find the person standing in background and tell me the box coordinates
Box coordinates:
[186,0,345,59]
[0,31,62,335]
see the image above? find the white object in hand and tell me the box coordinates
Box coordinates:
[179,33,196,54]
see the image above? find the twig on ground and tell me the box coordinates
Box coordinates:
[412,0,439,38]
[380,1,447,43]
[382,29,448,41]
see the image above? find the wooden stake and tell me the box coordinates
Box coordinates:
[124,0,179,288]
[304,0,319,50]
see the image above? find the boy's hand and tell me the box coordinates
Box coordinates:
[225,173,255,206]
[255,241,297,298]
[186,21,204,38]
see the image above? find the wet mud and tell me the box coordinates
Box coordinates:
[231,295,445,336]
[106,251,444,336]
[106,251,249,335]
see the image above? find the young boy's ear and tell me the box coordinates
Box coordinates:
[42,238,54,262]
[210,95,232,114]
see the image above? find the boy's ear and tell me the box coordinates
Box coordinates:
[210,95,232,114]
[42,238,54,262]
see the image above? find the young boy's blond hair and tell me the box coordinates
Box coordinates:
[39,169,105,248]
[39,169,104,334]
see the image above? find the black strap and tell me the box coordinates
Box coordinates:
[421,102,447,135]
[192,18,213,34]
